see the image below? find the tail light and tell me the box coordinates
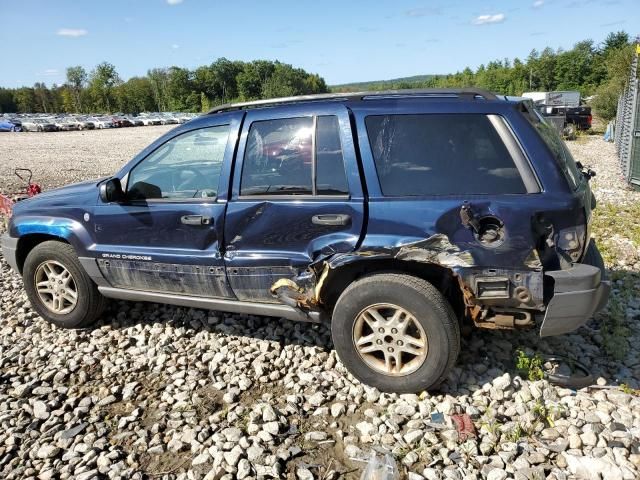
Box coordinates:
[557,224,587,263]
[587,115,592,126]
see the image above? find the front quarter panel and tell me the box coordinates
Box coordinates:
[11,212,95,258]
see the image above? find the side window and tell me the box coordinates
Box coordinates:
[127,125,229,200]
[240,115,349,196]
[316,116,349,195]
[241,117,313,195]
[365,114,527,196]
[527,109,581,189]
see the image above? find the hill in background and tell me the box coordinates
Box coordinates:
[330,74,436,92]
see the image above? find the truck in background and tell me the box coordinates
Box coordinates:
[522,91,592,137]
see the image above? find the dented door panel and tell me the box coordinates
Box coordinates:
[224,103,366,303]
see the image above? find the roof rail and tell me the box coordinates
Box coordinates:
[207,88,498,114]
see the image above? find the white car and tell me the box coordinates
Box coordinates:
[89,117,114,129]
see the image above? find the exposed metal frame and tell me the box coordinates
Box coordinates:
[207,88,499,115]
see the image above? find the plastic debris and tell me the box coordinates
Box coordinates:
[451,413,476,441]
[430,412,445,424]
[360,451,399,480]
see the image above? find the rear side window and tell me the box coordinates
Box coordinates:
[316,116,349,195]
[526,109,581,189]
[241,116,349,196]
[365,114,527,196]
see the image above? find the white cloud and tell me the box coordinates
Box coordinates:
[56,28,88,37]
[533,0,544,7]
[471,13,505,25]
[166,0,183,5]
[41,69,59,76]
[124,17,133,23]
[172,44,180,49]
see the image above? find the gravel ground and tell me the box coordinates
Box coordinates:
[0,129,639,480]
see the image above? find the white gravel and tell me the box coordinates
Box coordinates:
[0,129,639,479]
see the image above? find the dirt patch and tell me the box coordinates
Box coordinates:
[286,439,363,480]
[140,450,192,477]
[193,385,224,420]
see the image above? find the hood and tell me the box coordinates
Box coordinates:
[12,178,106,214]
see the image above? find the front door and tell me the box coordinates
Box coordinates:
[224,103,365,303]
[93,119,238,298]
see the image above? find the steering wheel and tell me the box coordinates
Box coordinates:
[171,167,206,193]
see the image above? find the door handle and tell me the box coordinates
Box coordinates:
[180,215,212,226]
[311,214,351,226]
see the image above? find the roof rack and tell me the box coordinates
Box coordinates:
[207,88,498,114]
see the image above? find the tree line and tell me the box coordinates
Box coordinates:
[0,59,328,114]
[333,31,635,120]
[0,31,635,120]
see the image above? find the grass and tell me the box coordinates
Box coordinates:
[590,201,640,266]
[620,384,640,396]
[589,201,639,360]
[515,350,545,381]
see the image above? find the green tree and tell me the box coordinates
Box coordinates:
[14,87,36,112]
[66,66,87,112]
[88,62,121,112]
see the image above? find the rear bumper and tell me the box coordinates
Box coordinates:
[540,263,610,337]
[1,234,19,272]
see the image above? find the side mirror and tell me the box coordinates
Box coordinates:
[99,177,125,203]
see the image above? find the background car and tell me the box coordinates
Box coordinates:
[21,118,58,132]
[0,118,21,132]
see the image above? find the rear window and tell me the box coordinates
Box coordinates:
[365,114,527,196]
[526,109,581,189]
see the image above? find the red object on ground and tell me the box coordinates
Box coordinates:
[0,168,42,219]
[27,182,42,197]
[451,413,477,441]
[0,193,13,217]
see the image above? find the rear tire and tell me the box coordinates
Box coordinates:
[23,241,106,328]
[331,273,460,393]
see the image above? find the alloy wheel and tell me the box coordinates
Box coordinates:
[34,260,78,314]
[353,303,428,376]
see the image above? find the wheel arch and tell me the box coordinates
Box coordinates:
[15,234,71,274]
[318,258,466,323]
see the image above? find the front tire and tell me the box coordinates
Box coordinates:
[331,273,460,393]
[23,241,106,328]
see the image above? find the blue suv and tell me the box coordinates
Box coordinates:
[1,89,610,392]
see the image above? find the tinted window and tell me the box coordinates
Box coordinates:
[127,126,229,200]
[241,116,349,196]
[365,114,527,196]
[316,116,348,195]
[528,109,581,189]
[241,117,313,195]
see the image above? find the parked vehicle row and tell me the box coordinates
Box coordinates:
[0,112,198,133]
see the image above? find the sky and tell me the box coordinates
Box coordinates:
[0,0,638,88]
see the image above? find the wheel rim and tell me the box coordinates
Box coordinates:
[34,260,78,314]
[353,303,428,376]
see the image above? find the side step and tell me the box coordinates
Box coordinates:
[98,286,325,323]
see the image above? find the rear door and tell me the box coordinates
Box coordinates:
[224,103,365,302]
